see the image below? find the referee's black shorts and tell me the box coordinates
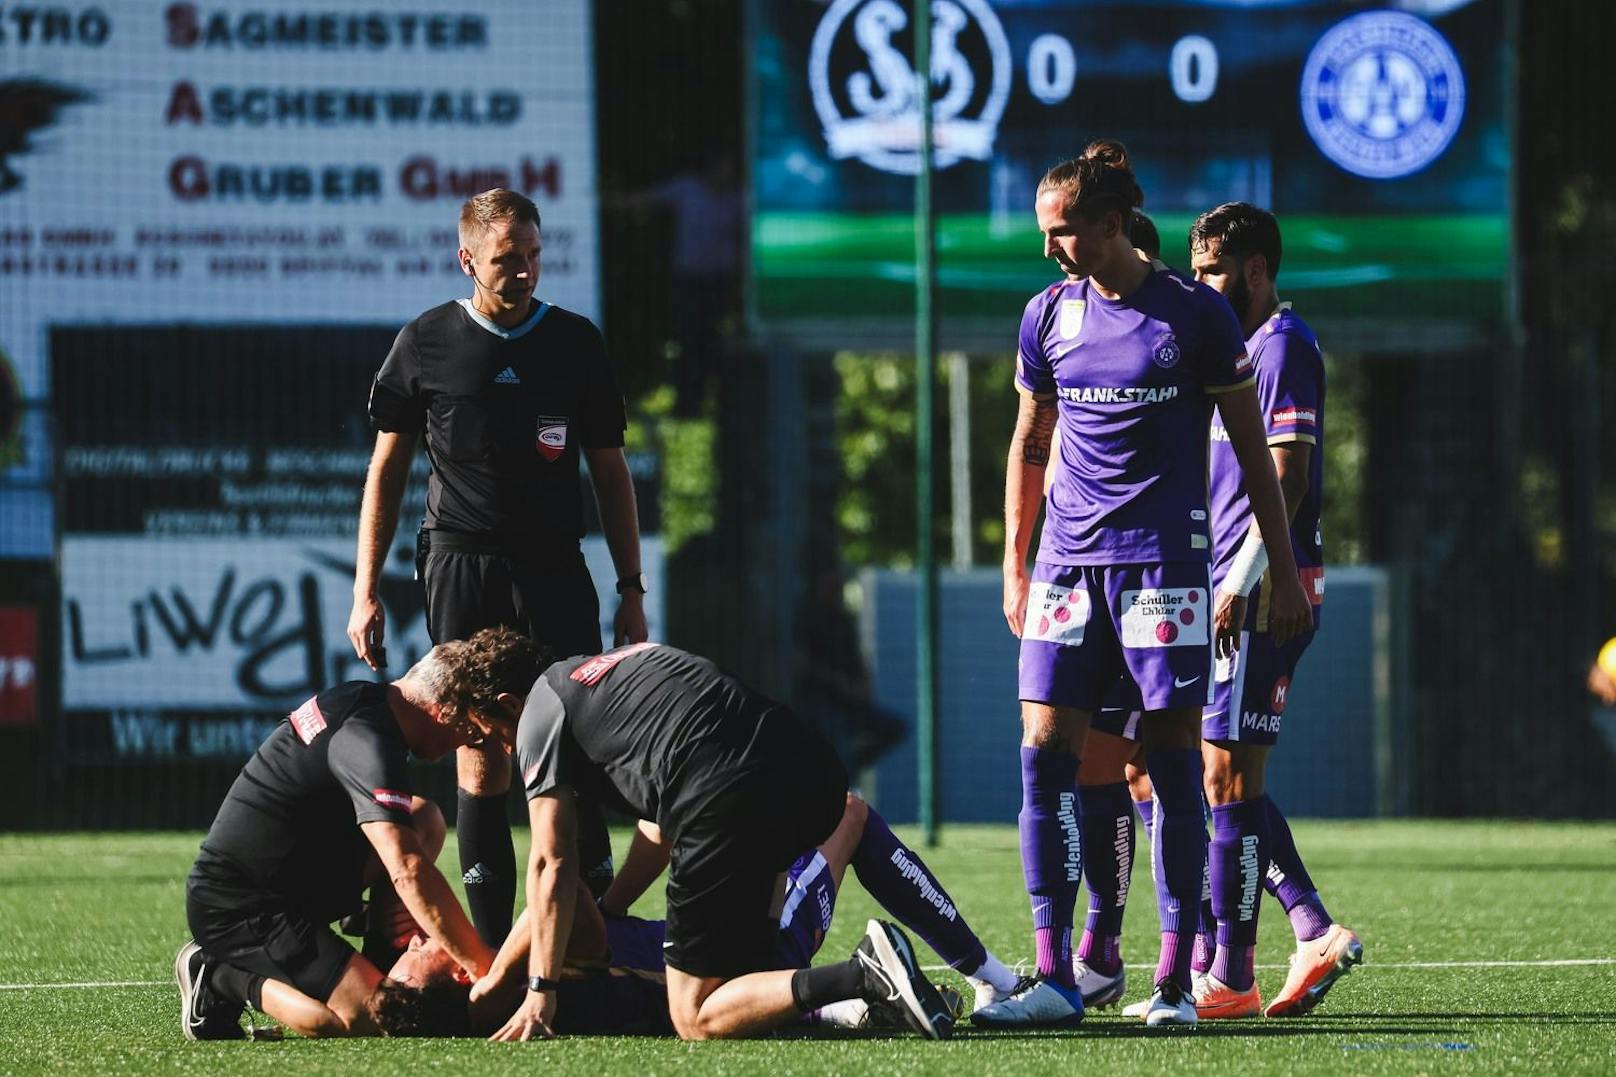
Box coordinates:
[422,539,602,658]
[661,715,849,980]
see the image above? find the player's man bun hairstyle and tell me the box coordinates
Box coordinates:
[411,625,553,734]
[1131,211,1161,260]
[367,977,472,1037]
[1189,201,1283,280]
[1037,138,1145,233]
[458,187,541,249]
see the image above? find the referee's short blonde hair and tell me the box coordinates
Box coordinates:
[458,188,540,250]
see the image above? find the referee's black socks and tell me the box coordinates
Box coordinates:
[456,789,516,947]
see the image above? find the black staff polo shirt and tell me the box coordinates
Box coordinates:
[369,299,627,547]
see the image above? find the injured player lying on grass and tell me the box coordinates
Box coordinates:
[368,794,1024,1037]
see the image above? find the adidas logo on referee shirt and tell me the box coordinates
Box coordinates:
[494,366,521,385]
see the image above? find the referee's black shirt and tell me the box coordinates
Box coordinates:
[368,299,627,548]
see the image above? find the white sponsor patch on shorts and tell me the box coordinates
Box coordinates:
[1119,587,1209,648]
[1023,582,1091,646]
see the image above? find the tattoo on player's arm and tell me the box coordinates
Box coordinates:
[1019,397,1057,467]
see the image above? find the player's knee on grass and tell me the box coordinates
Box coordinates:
[455,739,511,796]
[1201,741,1269,805]
[665,970,727,1041]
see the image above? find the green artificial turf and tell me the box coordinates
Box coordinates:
[1,820,1612,1074]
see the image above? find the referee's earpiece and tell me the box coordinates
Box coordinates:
[463,255,495,294]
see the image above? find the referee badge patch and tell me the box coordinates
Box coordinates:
[536,416,568,461]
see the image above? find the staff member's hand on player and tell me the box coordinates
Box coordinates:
[490,987,557,1041]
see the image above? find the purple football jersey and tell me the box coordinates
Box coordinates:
[602,913,667,972]
[1017,263,1252,565]
[1207,303,1325,601]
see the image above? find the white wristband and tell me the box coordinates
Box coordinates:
[1220,529,1269,597]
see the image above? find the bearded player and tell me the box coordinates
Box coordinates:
[1181,202,1361,1018]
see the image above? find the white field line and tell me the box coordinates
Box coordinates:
[927,957,1616,974]
[3,957,1615,991]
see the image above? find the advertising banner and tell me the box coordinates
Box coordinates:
[0,0,600,556]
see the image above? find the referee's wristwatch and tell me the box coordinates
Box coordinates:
[528,975,561,993]
[615,573,648,595]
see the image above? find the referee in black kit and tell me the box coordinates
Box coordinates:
[347,188,648,946]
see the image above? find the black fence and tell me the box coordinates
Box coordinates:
[2,0,1614,826]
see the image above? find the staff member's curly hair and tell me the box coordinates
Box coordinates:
[409,626,552,738]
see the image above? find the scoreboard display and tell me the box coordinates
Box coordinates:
[749,0,1509,343]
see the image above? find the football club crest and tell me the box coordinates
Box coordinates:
[1059,299,1085,340]
[809,0,1011,175]
[1300,10,1466,180]
[535,416,568,462]
[1152,335,1181,369]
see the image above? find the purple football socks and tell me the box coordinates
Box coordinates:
[1145,747,1206,993]
[1261,793,1334,942]
[1208,798,1269,991]
[1020,746,1081,987]
[852,806,987,973]
[1076,781,1133,976]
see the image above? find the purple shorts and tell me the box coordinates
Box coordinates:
[1200,588,1315,745]
[1018,562,1216,713]
[773,850,837,970]
[1093,587,1318,746]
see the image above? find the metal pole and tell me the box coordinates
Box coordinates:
[947,351,972,570]
[913,0,940,846]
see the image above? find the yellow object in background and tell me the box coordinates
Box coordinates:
[1599,638,1616,678]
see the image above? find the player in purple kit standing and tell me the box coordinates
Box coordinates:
[1184,202,1362,1018]
[980,142,1311,1029]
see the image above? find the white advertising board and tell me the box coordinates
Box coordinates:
[0,1,600,556]
[63,534,663,711]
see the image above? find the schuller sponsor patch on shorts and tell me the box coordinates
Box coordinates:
[536,416,568,461]
[1022,582,1092,646]
[1119,587,1209,648]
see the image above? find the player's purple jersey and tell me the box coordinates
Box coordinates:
[603,914,668,972]
[1207,303,1325,603]
[1017,263,1252,565]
